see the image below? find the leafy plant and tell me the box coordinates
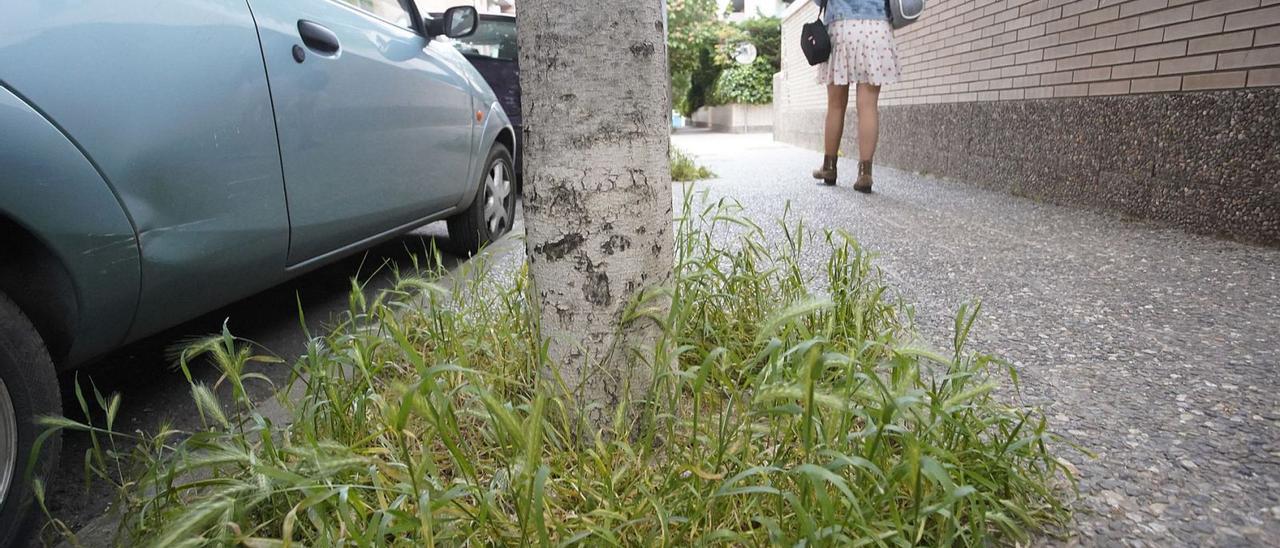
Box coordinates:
[712,59,775,105]
[671,147,715,182]
[38,191,1076,546]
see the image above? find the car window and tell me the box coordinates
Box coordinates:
[337,0,413,30]
[447,17,517,61]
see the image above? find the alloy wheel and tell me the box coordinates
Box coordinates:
[0,377,16,509]
[483,161,512,235]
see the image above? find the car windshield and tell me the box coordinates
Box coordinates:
[447,17,517,61]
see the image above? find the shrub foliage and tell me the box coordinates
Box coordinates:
[41,194,1075,546]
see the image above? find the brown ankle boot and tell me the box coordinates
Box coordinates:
[853,161,873,193]
[812,155,837,186]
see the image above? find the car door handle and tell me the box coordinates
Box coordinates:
[298,20,340,55]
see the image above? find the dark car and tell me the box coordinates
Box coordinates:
[437,13,522,178]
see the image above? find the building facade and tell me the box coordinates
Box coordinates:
[720,0,795,21]
[775,0,1280,245]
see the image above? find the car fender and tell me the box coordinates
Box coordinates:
[459,101,515,210]
[0,85,141,367]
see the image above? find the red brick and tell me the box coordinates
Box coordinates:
[1135,40,1187,61]
[1078,36,1119,53]
[1120,0,1170,18]
[1059,54,1095,70]
[1020,24,1050,40]
[1217,45,1280,68]
[1054,83,1092,95]
[1093,48,1138,64]
[1045,43,1080,58]
[1082,6,1122,27]
[1025,86,1056,98]
[1225,6,1280,30]
[1247,66,1280,85]
[1098,16,1143,36]
[1032,7,1065,24]
[1157,53,1218,73]
[1027,59,1060,73]
[1139,5,1193,28]
[1061,26,1099,42]
[1181,70,1249,89]
[1193,0,1261,18]
[1074,66,1114,80]
[1042,70,1076,84]
[1117,27,1166,47]
[1163,17,1226,41]
[1017,49,1047,63]
[1257,24,1280,45]
[1130,75,1183,91]
[1090,80,1133,94]
[1065,0,1102,17]
[1188,30,1255,53]
[1021,0,1051,16]
[1111,60,1162,77]
[1030,33,1063,49]
[1014,74,1044,86]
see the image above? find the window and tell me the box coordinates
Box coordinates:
[338,0,413,29]
[446,17,517,61]
[732,0,746,13]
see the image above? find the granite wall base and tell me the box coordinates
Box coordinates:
[774,89,1280,246]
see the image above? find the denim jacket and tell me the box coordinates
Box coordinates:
[811,0,888,23]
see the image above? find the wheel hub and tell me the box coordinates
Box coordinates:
[483,161,512,235]
[0,378,17,509]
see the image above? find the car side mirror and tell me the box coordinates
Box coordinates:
[428,6,478,39]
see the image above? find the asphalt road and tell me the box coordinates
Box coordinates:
[672,130,1280,546]
[38,222,474,542]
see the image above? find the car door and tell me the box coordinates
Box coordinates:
[246,0,475,264]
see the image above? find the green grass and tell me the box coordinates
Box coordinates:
[39,192,1074,546]
[671,148,715,182]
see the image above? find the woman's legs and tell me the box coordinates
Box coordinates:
[824,84,850,156]
[855,83,881,161]
[852,83,882,192]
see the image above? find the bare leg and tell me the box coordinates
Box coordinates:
[824,84,850,156]
[855,83,881,161]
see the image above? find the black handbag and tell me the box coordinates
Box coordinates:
[800,1,831,66]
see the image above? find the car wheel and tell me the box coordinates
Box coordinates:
[0,292,60,548]
[447,143,517,256]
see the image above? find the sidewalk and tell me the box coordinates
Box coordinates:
[673,131,1280,546]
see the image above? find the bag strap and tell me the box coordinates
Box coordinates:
[818,0,828,18]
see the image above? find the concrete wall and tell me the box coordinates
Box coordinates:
[692,103,776,132]
[775,0,1280,245]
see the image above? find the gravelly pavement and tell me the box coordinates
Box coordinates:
[671,130,1280,546]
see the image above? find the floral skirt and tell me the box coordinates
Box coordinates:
[817,19,901,86]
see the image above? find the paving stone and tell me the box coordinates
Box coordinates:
[672,130,1280,546]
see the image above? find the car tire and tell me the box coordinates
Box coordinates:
[0,292,60,548]
[447,143,517,257]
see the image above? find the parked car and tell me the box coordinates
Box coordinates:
[0,2,516,543]
[438,12,523,179]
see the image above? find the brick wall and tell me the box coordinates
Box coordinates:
[778,0,1280,108]
[774,0,1280,245]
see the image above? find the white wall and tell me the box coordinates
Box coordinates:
[718,0,790,22]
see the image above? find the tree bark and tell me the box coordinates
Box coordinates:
[517,0,673,431]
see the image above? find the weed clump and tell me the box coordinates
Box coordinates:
[42,194,1074,546]
[671,148,715,182]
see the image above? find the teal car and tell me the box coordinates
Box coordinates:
[0,1,518,541]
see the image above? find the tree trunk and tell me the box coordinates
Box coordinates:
[517,0,673,431]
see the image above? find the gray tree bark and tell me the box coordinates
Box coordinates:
[517,0,673,431]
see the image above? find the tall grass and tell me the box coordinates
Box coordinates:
[671,148,715,182]
[40,193,1074,546]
